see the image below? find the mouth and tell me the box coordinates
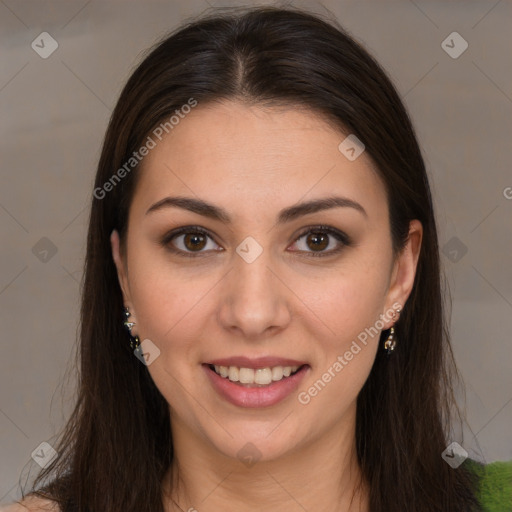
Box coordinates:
[207,363,305,387]
[202,359,310,408]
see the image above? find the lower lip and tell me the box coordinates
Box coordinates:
[203,364,309,408]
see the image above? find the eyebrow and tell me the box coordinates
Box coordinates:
[145,195,367,223]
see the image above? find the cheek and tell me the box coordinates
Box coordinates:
[295,272,386,415]
[299,260,390,345]
[125,254,211,375]
[127,260,210,410]
[293,256,390,403]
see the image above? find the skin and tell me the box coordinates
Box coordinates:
[111,101,422,512]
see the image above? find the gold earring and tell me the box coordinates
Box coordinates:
[383,326,396,354]
[384,307,401,355]
[123,307,140,350]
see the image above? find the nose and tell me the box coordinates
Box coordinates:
[217,245,292,341]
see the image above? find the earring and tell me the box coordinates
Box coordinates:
[123,306,140,350]
[383,307,401,355]
[383,326,396,354]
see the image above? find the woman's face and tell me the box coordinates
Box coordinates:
[111,101,421,464]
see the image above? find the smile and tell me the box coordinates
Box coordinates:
[203,362,310,408]
[209,364,303,386]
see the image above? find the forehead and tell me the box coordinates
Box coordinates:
[131,101,387,223]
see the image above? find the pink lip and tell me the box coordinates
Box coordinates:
[205,356,307,369]
[203,363,310,408]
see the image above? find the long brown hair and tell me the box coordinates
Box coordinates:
[24,6,480,511]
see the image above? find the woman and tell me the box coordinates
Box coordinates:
[4,6,511,512]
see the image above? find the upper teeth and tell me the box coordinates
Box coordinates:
[213,365,300,385]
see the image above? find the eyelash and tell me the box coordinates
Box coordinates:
[160,225,351,259]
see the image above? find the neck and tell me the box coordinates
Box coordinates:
[162,404,369,512]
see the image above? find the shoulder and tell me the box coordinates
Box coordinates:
[0,495,60,512]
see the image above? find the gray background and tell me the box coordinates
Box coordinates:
[1,0,511,504]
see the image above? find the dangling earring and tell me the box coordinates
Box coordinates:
[383,307,401,355]
[123,306,140,350]
[383,326,396,354]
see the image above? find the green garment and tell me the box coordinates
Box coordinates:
[466,459,512,511]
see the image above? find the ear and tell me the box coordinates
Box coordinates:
[110,229,135,313]
[382,219,423,328]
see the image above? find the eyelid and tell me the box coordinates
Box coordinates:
[160,225,221,258]
[290,225,351,257]
[293,225,351,246]
[160,224,351,258]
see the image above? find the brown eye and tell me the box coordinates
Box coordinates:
[161,225,350,259]
[290,226,350,257]
[161,226,222,257]
[305,232,329,252]
[183,233,207,251]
